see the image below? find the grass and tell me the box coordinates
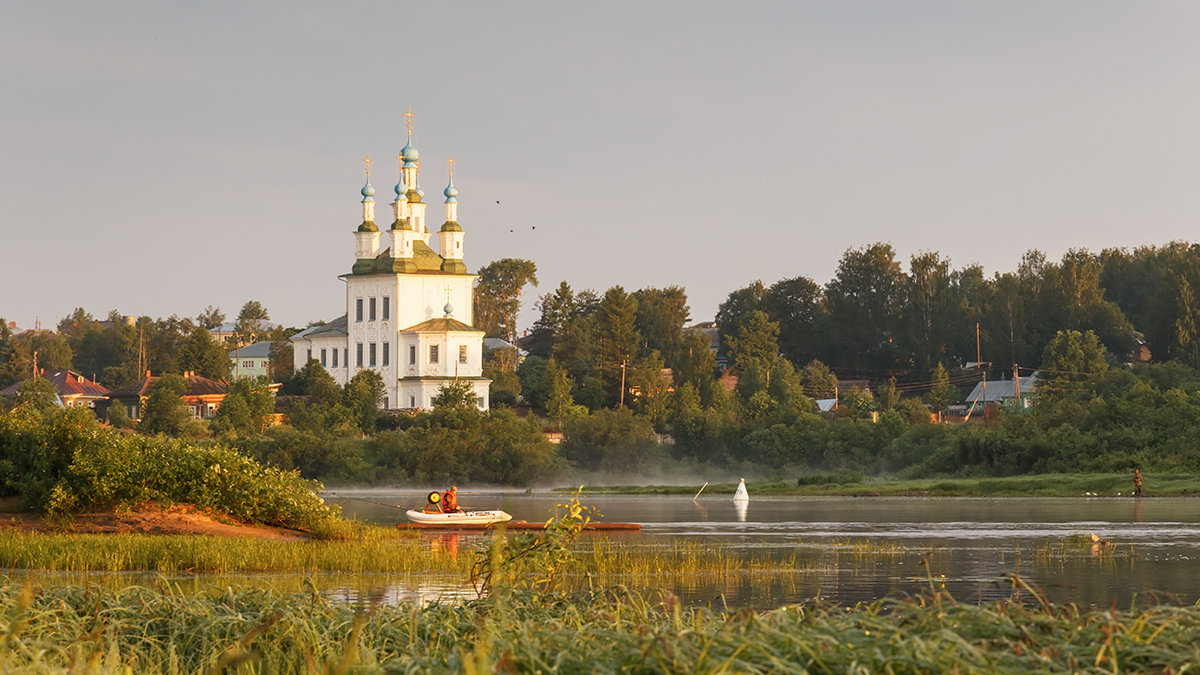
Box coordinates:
[567,472,1200,497]
[3,575,1200,673]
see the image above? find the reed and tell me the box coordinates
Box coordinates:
[2,575,1199,673]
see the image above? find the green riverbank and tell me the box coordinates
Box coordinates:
[568,472,1200,497]
[2,577,1197,673]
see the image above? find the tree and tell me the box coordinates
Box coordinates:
[0,329,73,387]
[633,286,690,364]
[1038,329,1109,404]
[904,251,955,374]
[762,276,824,366]
[823,243,906,374]
[483,346,522,407]
[197,305,226,330]
[475,258,538,342]
[595,286,641,406]
[926,363,954,419]
[724,310,780,376]
[433,379,478,411]
[179,325,231,381]
[527,281,578,358]
[212,378,274,436]
[345,370,385,433]
[877,376,901,411]
[12,377,60,412]
[235,301,271,346]
[543,357,577,428]
[715,281,766,356]
[672,328,718,405]
[139,374,190,436]
[798,359,838,400]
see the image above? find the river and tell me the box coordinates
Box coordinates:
[326,489,1200,609]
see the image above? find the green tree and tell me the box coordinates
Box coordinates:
[196,305,225,329]
[877,376,901,411]
[633,286,690,364]
[762,276,824,366]
[1038,329,1109,405]
[725,310,780,375]
[12,377,61,412]
[345,370,385,434]
[179,325,232,381]
[823,243,906,374]
[672,328,718,405]
[798,359,838,400]
[475,258,538,342]
[715,281,766,357]
[926,363,954,419]
[483,346,522,407]
[139,375,190,436]
[543,357,578,429]
[562,408,657,473]
[596,286,641,406]
[212,378,274,436]
[433,379,478,411]
[235,300,271,346]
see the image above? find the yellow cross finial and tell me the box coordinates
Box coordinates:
[447,155,455,176]
[403,106,415,136]
[363,154,372,176]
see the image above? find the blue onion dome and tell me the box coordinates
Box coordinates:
[444,176,458,201]
[402,137,419,163]
[395,180,404,199]
[444,302,454,316]
[415,185,424,199]
[361,178,375,199]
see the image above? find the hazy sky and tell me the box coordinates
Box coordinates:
[3,2,1198,333]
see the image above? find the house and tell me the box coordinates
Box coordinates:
[209,321,279,345]
[229,341,273,380]
[291,113,490,411]
[101,371,228,421]
[1,369,110,409]
[964,372,1039,410]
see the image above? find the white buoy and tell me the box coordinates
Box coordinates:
[732,478,749,502]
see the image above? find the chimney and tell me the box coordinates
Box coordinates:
[145,370,151,379]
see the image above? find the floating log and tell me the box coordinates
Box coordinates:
[398,520,641,531]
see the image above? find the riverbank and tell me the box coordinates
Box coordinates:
[2,579,1197,672]
[566,472,1200,497]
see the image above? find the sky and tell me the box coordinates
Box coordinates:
[3,2,1199,333]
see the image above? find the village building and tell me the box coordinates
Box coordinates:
[291,113,490,411]
[1,369,110,409]
[229,341,272,379]
[101,371,228,421]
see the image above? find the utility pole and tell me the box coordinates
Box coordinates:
[619,359,626,408]
[1013,363,1022,408]
[976,323,987,425]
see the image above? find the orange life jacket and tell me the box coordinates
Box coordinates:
[443,490,459,511]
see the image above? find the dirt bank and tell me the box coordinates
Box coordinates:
[0,499,309,541]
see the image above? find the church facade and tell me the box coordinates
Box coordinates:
[291,121,490,410]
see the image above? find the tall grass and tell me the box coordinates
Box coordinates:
[2,575,1199,673]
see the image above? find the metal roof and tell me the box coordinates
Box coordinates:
[229,341,273,358]
[965,372,1039,404]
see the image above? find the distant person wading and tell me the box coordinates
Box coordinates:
[1133,469,1143,497]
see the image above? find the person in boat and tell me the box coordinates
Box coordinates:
[442,485,461,512]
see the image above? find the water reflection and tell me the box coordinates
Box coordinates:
[322,491,1200,609]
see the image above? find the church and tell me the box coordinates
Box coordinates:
[291,114,490,410]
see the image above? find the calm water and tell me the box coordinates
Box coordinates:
[326,489,1200,609]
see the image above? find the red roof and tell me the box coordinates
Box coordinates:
[106,374,227,398]
[1,369,110,398]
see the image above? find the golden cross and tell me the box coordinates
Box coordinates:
[403,106,415,136]
[363,154,371,176]
[396,153,404,171]
[447,155,454,175]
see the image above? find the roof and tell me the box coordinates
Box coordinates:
[965,373,1039,404]
[107,374,228,398]
[291,315,349,340]
[815,398,837,412]
[401,317,483,333]
[230,341,273,358]
[209,321,279,335]
[1,369,110,398]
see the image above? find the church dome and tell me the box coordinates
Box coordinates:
[444,179,458,201]
[361,179,375,199]
[402,139,419,163]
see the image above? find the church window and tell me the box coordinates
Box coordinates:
[332,349,339,367]
[369,298,377,321]
[459,345,468,364]
[409,395,415,408]
[382,297,390,321]
[429,345,440,364]
[344,349,348,368]
[320,349,327,367]
[355,299,363,322]
[369,343,377,366]
[409,345,416,365]
[383,397,389,408]
[383,342,390,366]
[307,349,312,362]
[356,343,363,367]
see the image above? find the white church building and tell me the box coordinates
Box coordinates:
[291,120,490,410]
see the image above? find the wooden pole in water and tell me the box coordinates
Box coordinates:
[693,482,708,501]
